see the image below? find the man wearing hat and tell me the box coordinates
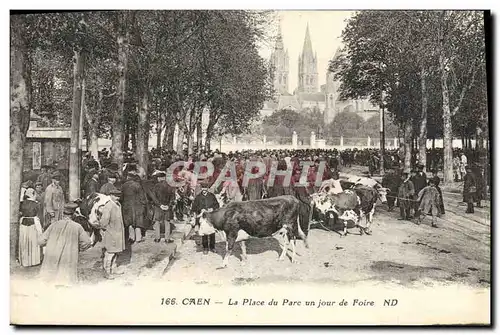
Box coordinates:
[98,188,126,279]
[152,172,176,243]
[463,165,477,213]
[43,171,65,229]
[99,172,119,196]
[38,202,94,285]
[398,169,415,221]
[191,180,219,254]
[99,162,120,188]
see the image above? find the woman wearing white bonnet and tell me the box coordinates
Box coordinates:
[19,188,43,267]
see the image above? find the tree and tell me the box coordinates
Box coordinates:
[432,11,485,182]
[328,111,364,138]
[10,15,31,257]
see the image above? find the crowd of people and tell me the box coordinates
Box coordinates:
[15,145,489,285]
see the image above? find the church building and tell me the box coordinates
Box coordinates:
[261,23,379,124]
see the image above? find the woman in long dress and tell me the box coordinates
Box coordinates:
[19,188,43,267]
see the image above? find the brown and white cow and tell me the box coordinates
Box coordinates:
[198,195,310,267]
[311,191,362,237]
[74,192,112,245]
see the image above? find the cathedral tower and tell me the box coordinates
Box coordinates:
[297,24,318,93]
[270,23,289,95]
[324,47,342,124]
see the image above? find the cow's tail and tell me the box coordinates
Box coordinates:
[297,215,309,249]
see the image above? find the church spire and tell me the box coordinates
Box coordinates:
[302,23,314,59]
[275,18,284,50]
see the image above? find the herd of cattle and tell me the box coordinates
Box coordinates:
[73,174,390,268]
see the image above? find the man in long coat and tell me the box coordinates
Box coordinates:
[121,171,148,243]
[43,171,65,229]
[463,165,477,214]
[191,181,219,254]
[152,172,176,243]
[398,171,415,221]
[38,203,93,285]
[416,179,441,228]
[411,164,427,216]
[99,188,126,279]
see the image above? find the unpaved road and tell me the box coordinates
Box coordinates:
[164,196,490,289]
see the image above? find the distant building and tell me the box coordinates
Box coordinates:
[262,23,379,124]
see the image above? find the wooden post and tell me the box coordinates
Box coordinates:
[69,49,86,201]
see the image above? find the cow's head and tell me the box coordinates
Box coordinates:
[78,193,112,228]
[73,194,110,246]
[374,185,389,204]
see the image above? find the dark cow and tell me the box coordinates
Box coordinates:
[198,195,310,267]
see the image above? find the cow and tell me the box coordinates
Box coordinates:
[74,192,112,246]
[341,175,389,204]
[311,191,362,237]
[198,195,310,267]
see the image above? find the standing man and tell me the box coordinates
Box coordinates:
[398,170,415,221]
[411,165,427,218]
[416,179,441,228]
[38,203,94,285]
[121,170,148,243]
[99,188,126,279]
[191,180,220,255]
[152,172,176,243]
[430,170,445,215]
[463,165,477,214]
[43,171,65,230]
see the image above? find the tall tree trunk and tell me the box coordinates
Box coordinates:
[176,123,185,153]
[404,122,412,171]
[187,132,194,155]
[69,48,86,201]
[89,127,99,161]
[165,125,174,151]
[136,90,150,173]
[196,119,202,152]
[123,122,129,152]
[131,130,137,152]
[205,118,215,152]
[162,124,169,149]
[418,67,428,172]
[156,108,162,150]
[439,54,454,183]
[111,12,129,172]
[10,16,31,260]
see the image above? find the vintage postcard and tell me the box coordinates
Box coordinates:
[10,9,490,325]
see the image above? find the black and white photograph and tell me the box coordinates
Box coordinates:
[9,9,491,325]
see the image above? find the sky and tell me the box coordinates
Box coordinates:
[258,10,355,93]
